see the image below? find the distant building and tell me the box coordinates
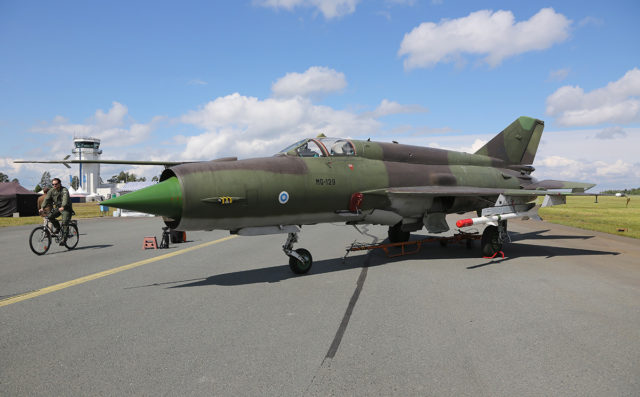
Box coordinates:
[69,137,117,201]
[72,137,102,196]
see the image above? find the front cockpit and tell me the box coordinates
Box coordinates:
[278,137,357,158]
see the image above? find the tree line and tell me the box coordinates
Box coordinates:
[601,187,640,195]
[0,172,19,184]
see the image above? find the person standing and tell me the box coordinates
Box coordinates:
[39,178,73,244]
[36,187,51,213]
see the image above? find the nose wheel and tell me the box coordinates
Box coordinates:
[283,232,313,274]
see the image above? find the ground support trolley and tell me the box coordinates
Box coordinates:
[344,231,482,260]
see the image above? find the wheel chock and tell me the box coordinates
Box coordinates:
[482,251,505,259]
[143,236,158,250]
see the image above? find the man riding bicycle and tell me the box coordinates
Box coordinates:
[39,177,74,245]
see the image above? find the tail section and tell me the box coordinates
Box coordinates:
[474,116,544,165]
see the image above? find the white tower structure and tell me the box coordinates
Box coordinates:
[72,137,102,195]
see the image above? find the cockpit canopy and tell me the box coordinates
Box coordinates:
[279,137,356,157]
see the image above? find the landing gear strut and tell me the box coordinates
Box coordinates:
[480,220,507,257]
[388,223,410,243]
[283,232,313,274]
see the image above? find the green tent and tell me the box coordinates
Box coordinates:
[0,182,39,217]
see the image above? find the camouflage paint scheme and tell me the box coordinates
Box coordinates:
[100,116,594,234]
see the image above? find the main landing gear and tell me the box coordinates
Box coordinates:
[388,223,410,243]
[385,220,508,258]
[283,232,313,274]
[480,220,508,257]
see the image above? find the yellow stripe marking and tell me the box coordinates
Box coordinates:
[0,235,237,308]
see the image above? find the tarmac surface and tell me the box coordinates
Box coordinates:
[1,215,639,396]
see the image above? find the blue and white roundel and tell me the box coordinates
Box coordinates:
[278,191,289,204]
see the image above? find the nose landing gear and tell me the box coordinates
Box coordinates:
[283,232,313,274]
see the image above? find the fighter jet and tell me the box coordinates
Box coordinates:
[17,117,596,273]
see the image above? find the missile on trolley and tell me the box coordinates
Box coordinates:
[456,207,541,228]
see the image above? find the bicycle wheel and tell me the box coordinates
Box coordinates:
[29,226,52,255]
[64,223,79,250]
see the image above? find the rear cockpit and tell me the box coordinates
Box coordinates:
[278,138,356,158]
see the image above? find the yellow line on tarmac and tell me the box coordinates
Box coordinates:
[0,235,238,308]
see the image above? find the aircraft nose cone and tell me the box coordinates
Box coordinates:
[101,176,182,219]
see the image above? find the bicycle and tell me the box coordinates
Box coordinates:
[29,215,79,255]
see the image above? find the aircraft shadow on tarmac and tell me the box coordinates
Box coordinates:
[466,241,619,269]
[166,257,365,288]
[157,235,619,287]
[508,229,596,241]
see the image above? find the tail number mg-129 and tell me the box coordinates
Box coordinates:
[315,178,336,186]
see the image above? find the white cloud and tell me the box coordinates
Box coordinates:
[537,156,638,183]
[596,126,627,140]
[537,155,593,181]
[0,157,27,177]
[468,138,487,153]
[533,128,640,191]
[28,102,163,162]
[385,0,417,5]
[539,155,577,168]
[188,79,208,86]
[594,159,633,177]
[546,68,640,126]
[94,102,128,127]
[442,138,487,154]
[368,99,429,118]
[578,16,603,28]
[179,93,381,159]
[272,66,347,98]
[548,68,570,82]
[398,8,571,69]
[255,0,359,19]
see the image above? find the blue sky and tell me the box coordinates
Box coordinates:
[1,0,639,192]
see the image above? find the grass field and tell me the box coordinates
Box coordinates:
[538,195,639,239]
[2,196,638,239]
[0,202,113,228]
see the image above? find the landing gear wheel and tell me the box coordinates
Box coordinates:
[388,223,410,243]
[64,223,79,250]
[29,226,51,255]
[289,248,313,274]
[481,225,502,257]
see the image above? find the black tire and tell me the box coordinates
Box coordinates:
[170,229,184,243]
[29,226,52,255]
[64,223,79,250]
[481,225,502,257]
[388,223,410,243]
[289,248,313,274]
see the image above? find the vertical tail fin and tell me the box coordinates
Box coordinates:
[474,116,544,165]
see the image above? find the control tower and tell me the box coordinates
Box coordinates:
[72,137,102,195]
